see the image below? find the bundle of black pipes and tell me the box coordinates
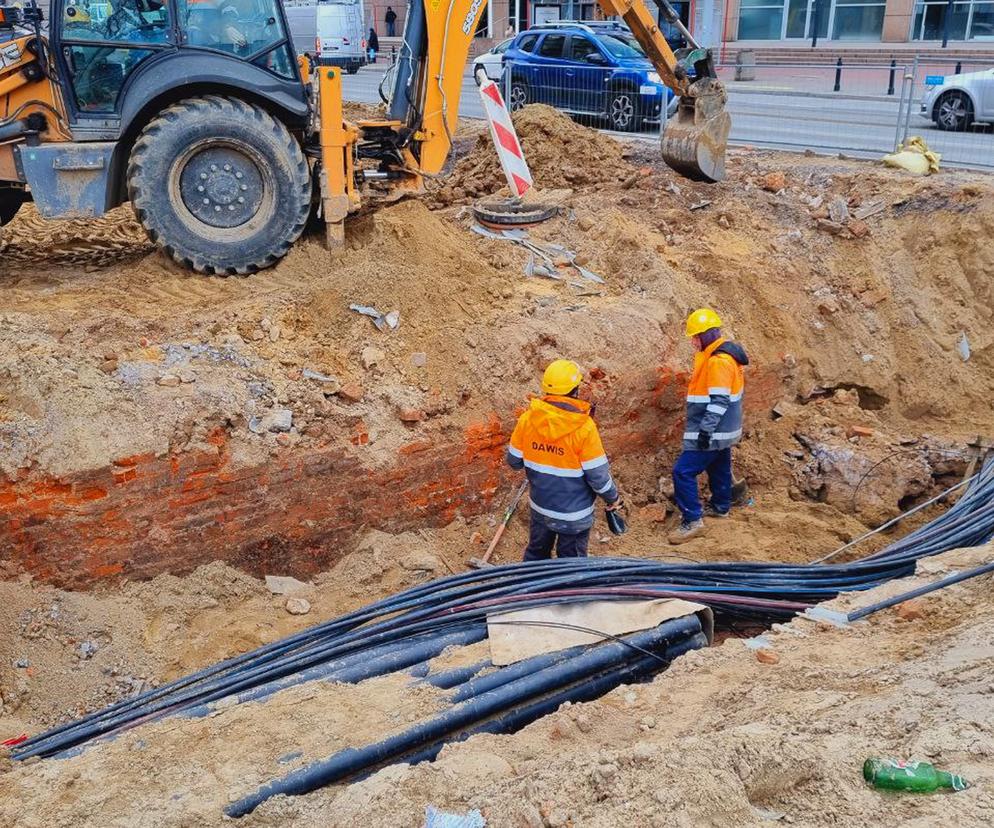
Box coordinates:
[11,460,994,810]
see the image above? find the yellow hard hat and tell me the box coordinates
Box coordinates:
[542,359,583,395]
[685,308,723,338]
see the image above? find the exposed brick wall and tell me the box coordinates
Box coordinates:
[0,364,780,588]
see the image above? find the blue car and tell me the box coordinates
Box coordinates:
[501,21,680,132]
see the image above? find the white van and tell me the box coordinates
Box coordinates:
[284,0,367,74]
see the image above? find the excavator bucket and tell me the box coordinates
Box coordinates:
[661,77,731,183]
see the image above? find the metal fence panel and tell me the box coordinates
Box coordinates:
[338,53,994,172]
[715,61,913,157]
[902,57,994,170]
[502,59,671,138]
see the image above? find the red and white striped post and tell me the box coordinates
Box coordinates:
[477,77,533,198]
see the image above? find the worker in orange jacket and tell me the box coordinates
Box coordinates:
[506,360,623,560]
[670,308,749,544]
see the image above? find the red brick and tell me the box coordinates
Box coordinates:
[112,452,156,468]
[0,361,782,588]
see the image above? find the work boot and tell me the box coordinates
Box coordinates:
[668,518,707,545]
[703,504,730,518]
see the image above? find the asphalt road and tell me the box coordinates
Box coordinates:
[343,64,994,171]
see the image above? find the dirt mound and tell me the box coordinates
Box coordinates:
[432,104,632,203]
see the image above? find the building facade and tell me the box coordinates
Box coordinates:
[475,0,994,45]
[726,0,994,43]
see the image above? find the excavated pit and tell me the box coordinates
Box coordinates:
[2,106,994,827]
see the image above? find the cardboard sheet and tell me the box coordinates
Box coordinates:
[486,598,712,666]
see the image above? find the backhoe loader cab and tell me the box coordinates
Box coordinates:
[1,0,315,273]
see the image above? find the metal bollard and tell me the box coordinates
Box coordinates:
[955,61,962,74]
[887,58,896,95]
[391,45,397,63]
[833,57,842,93]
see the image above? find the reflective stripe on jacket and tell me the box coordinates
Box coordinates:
[683,337,748,451]
[506,395,618,533]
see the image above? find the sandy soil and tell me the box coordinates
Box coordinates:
[2,544,991,827]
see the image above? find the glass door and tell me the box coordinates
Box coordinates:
[785,0,832,39]
[785,0,812,37]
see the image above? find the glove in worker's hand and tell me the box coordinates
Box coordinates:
[696,431,712,451]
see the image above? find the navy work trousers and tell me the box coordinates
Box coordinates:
[523,513,590,561]
[673,448,733,523]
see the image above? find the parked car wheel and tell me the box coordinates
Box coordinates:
[508,80,529,112]
[607,89,640,131]
[934,90,973,132]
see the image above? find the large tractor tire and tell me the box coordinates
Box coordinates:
[127,96,311,275]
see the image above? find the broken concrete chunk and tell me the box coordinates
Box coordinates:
[250,408,293,434]
[157,374,182,387]
[828,197,850,223]
[265,575,311,596]
[361,346,385,370]
[816,219,843,235]
[411,352,428,368]
[285,597,311,616]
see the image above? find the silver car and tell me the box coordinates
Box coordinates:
[920,67,994,131]
[473,38,512,82]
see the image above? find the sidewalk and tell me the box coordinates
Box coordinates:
[718,58,994,101]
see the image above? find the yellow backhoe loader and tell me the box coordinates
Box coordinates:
[0,0,729,274]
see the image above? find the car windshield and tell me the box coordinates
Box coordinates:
[598,33,645,58]
[494,38,511,53]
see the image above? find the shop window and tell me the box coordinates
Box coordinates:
[832,0,885,40]
[738,0,785,39]
[972,2,994,37]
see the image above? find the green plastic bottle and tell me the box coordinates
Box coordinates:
[863,758,968,792]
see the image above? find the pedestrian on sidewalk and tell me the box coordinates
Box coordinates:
[385,5,397,37]
[669,308,749,544]
[367,28,379,63]
[504,22,515,38]
[506,360,623,561]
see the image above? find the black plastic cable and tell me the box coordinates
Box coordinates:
[14,459,994,761]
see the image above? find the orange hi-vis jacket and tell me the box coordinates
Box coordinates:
[506,395,618,533]
[683,337,748,451]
